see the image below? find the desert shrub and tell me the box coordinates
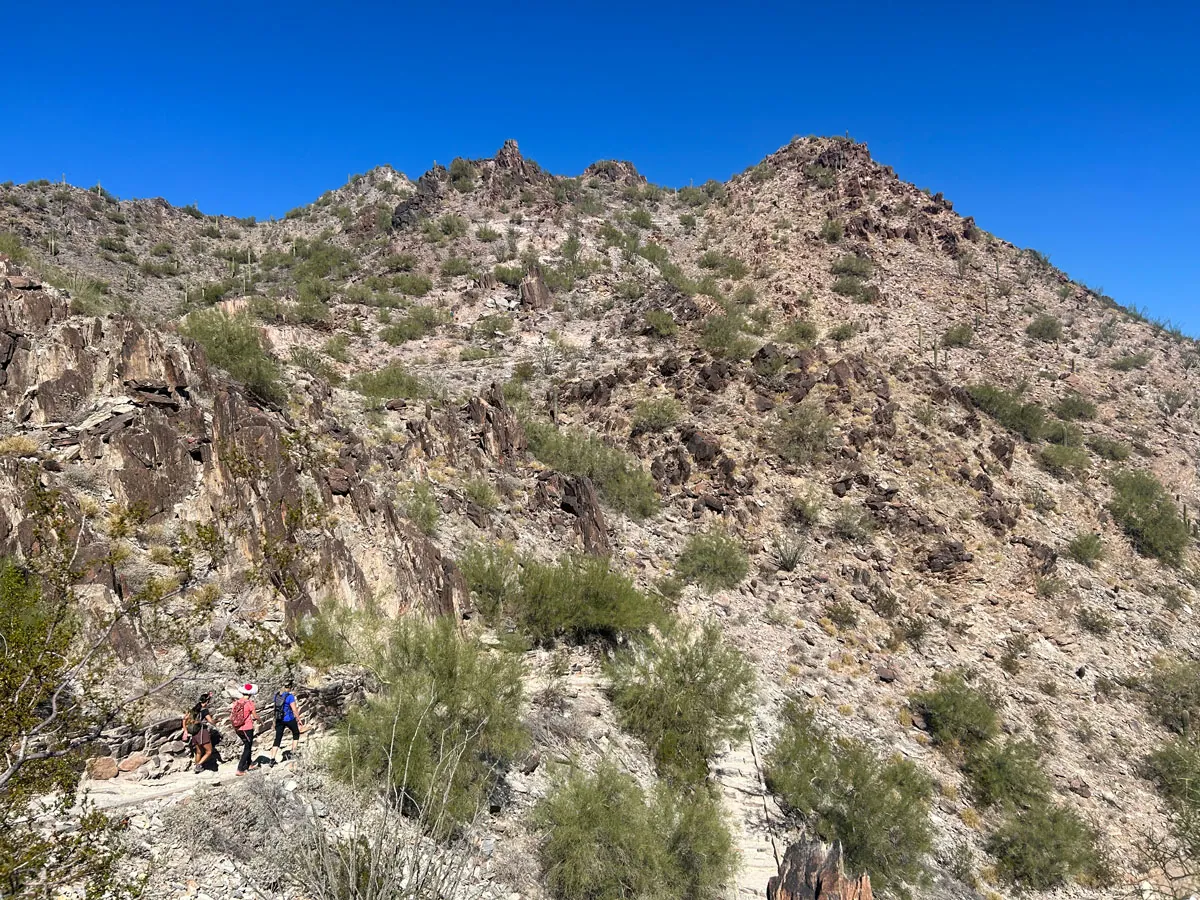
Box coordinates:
[1067,532,1103,567]
[699,314,755,360]
[766,701,933,898]
[831,275,866,298]
[1076,607,1112,635]
[774,402,833,465]
[786,494,822,528]
[380,306,447,344]
[674,531,748,592]
[963,739,1049,810]
[349,363,427,401]
[1146,656,1200,734]
[1026,314,1062,342]
[1055,392,1097,421]
[476,225,500,242]
[1146,732,1200,814]
[535,762,735,900]
[0,232,29,262]
[383,252,417,272]
[463,477,497,510]
[941,323,973,348]
[826,600,859,629]
[1039,444,1090,480]
[289,347,340,384]
[440,256,473,277]
[1108,470,1189,564]
[517,554,661,645]
[819,218,843,243]
[966,383,1044,441]
[610,624,754,783]
[910,671,999,753]
[831,506,874,543]
[1041,419,1084,446]
[633,397,682,432]
[524,420,658,518]
[830,254,873,277]
[393,273,432,297]
[1087,435,1130,461]
[493,264,524,287]
[697,251,748,279]
[644,309,677,337]
[628,207,653,229]
[1110,351,1152,371]
[149,241,173,257]
[330,617,524,833]
[323,334,350,363]
[181,309,283,403]
[827,322,857,342]
[777,319,818,346]
[404,482,440,535]
[458,543,519,622]
[448,158,477,192]
[986,803,1110,890]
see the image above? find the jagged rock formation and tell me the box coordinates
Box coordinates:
[768,839,873,900]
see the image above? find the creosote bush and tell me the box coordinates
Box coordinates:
[774,401,833,465]
[963,739,1049,810]
[765,701,933,898]
[181,309,283,403]
[1026,314,1063,342]
[1039,444,1090,480]
[941,323,973,348]
[986,803,1110,890]
[330,617,525,834]
[633,397,682,432]
[966,383,1044,441]
[524,419,658,519]
[610,624,754,783]
[535,762,735,900]
[350,363,428,402]
[830,254,873,277]
[644,309,678,337]
[674,531,749,592]
[1108,469,1189,564]
[1055,392,1097,421]
[1067,532,1103,567]
[1146,656,1200,734]
[910,671,999,753]
[1087,435,1131,461]
[777,319,818,347]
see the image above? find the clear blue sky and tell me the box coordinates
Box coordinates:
[4,1,1198,331]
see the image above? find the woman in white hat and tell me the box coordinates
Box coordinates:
[230,683,263,776]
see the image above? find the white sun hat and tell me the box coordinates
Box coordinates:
[237,682,259,696]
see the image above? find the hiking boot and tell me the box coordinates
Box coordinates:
[194,765,204,774]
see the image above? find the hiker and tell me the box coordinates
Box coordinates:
[230,683,263,776]
[182,692,215,773]
[269,679,305,765]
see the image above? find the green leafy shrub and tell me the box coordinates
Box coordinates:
[1067,532,1103,567]
[941,323,973,348]
[330,617,524,833]
[1039,444,1090,480]
[910,671,999,753]
[0,232,29,262]
[777,319,818,346]
[379,306,448,344]
[831,275,866,298]
[832,505,874,543]
[1076,607,1112,635]
[963,739,1049,810]
[966,383,1045,441]
[458,543,519,621]
[1146,656,1200,734]
[349,363,427,401]
[476,225,500,242]
[644,309,677,337]
[1055,392,1097,421]
[830,254,873,277]
[774,402,833,465]
[1026,314,1063,342]
[393,273,432,297]
[674,531,749,592]
[1110,351,1152,371]
[448,158,478,192]
[699,314,755,359]
[524,420,658,518]
[324,334,350,363]
[494,264,524,287]
[1146,732,1200,814]
[289,347,340,384]
[1087,435,1131,461]
[611,624,754,783]
[535,762,735,900]
[440,256,473,277]
[697,251,748,279]
[819,218,843,243]
[766,701,933,898]
[1108,470,1189,564]
[404,482,440,535]
[1041,419,1084,446]
[517,554,661,645]
[827,322,857,342]
[986,803,1110,890]
[464,477,498,510]
[633,397,682,432]
[181,309,283,403]
[383,252,418,272]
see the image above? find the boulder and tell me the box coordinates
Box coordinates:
[118,753,152,772]
[86,756,119,781]
[768,838,872,900]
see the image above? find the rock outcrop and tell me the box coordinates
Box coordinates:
[767,839,873,900]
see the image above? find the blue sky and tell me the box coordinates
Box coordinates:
[3,1,1198,330]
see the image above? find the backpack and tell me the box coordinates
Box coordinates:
[230,698,251,730]
[273,691,287,720]
[184,711,201,736]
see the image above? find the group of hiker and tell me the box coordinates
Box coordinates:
[181,680,305,776]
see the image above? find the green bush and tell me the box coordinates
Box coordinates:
[383,252,417,272]
[1067,532,1103,567]
[697,251,748,279]
[777,319,818,347]
[633,397,682,432]
[1146,656,1200,734]
[1076,607,1112,635]
[393,273,432,297]
[941,323,973,348]
[699,314,755,359]
[379,306,448,344]
[458,543,519,622]
[349,363,427,401]
[324,334,350,362]
[448,158,478,192]
[831,275,866,298]
[963,739,1049,810]
[289,347,340,384]
[464,477,498,510]
[517,554,661,645]
[830,254,873,277]
[966,383,1044,441]
[774,402,833,465]
[476,224,500,242]
[0,232,28,262]
[644,309,677,337]
[494,264,524,287]
[535,762,735,900]
[1055,392,1097,421]
[766,701,933,898]
[1087,435,1131,461]
[1039,444,1090,480]
[330,617,524,833]
[986,803,1110,890]
[819,218,843,243]
[524,419,658,519]
[675,531,749,592]
[1026,314,1063,342]
[1108,469,1189,564]
[610,624,754,783]
[1041,419,1084,446]
[910,671,999,753]
[1146,732,1200,814]
[1109,351,1152,371]
[440,256,473,277]
[404,482,440,535]
[827,322,857,342]
[181,309,283,403]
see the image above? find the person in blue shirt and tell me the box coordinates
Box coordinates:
[269,679,305,764]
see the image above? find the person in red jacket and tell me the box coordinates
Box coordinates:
[230,683,262,776]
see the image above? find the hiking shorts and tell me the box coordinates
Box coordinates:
[274,718,300,746]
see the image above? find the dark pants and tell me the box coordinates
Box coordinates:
[274,718,299,748]
[237,728,255,772]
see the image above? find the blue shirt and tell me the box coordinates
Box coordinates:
[278,692,296,722]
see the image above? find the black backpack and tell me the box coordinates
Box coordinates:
[274,691,287,720]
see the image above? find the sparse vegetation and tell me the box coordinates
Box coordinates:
[777,319,818,346]
[774,402,833,465]
[986,803,1110,890]
[674,532,749,592]
[633,397,682,432]
[966,383,1044,441]
[1146,656,1200,734]
[1039,444,1090,480]
[963,739,1049,810]
[644,309,677,337]
[1067,532,1104,567]
[1087,435,1131,461]
[1055,392,1097,421]
[1110,351,1152,371]
[1108,469,1189,564]
[941,323,973,348]
[910,671,999,753]
[181,309,283,403]
[349,363,428,401]
[830,254,873,277]
[1026,314,1063,342]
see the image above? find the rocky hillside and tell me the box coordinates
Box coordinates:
[3,137,1200,900]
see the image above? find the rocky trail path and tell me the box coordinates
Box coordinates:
[714,738,784,899]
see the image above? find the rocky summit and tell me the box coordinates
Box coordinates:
[1,136,1198,900]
